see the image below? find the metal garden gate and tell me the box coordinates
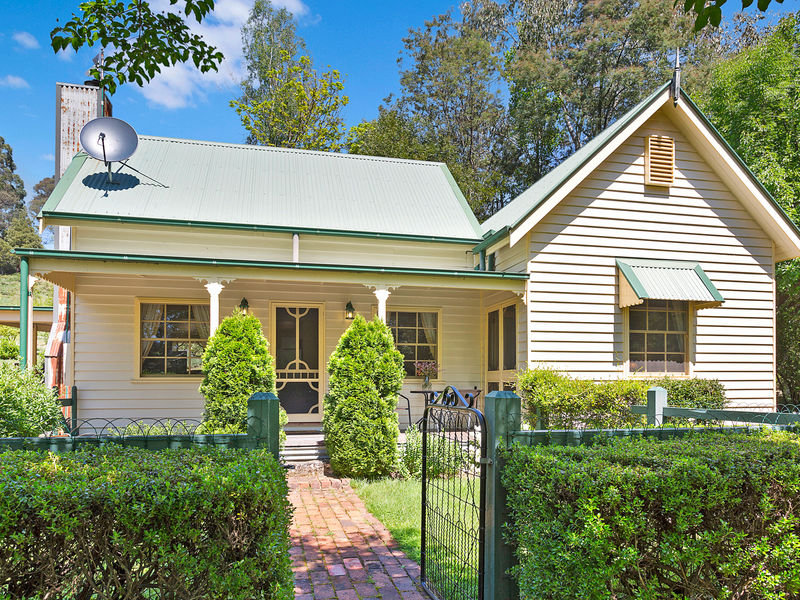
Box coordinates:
[421,386,487,600]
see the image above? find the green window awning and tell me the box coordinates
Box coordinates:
[616,258,724,309]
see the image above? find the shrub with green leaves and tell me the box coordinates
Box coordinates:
[398,426,462,479]
[516,367,727,429]
[503,431,800,599]
[0,446,292,599]
[0,362,62,436]
[323,315,404,478]
[200,309,287,445]
[0,337,18,360]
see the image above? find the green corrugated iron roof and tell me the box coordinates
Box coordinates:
[481,83,671,236]
[616,258,724,307]
[43,137,483,243]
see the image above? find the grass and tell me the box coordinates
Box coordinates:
[350,478,422,562]
[0,274,54,307]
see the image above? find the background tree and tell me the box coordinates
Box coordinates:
[349,11,509,219]
[28,176,55,219]
[0,137,26,232]
[50,0,224,94]
[0,210,44,274]
[231,0,349,151]
[697,14,800,404]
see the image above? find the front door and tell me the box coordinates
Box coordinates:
[272,304,323,422]
[485,300,517,393]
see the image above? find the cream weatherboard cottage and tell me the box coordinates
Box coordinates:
[20,81,800,428]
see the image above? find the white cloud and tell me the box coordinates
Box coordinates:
[56,49,74,62]
[138,0,310,109]
[0,75,30,89]
[12,31,39,50]
[41,153,55,162]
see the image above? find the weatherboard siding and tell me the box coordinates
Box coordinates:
[525,109,776,410]
[72,273,482,424]
[71,223,473,270]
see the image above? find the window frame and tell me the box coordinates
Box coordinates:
[624,299,695,378]
[134,297,211,381]
[380,306,442,380]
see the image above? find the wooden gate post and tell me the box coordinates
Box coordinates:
[247,392,280,458]
[484,390,521,600]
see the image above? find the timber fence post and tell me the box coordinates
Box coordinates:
[647,386,667,426]
[247,392,280,458]
[484,390,521,600]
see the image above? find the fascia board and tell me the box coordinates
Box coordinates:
[671,97,800,262]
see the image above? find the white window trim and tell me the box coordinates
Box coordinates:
[133,297,210,382]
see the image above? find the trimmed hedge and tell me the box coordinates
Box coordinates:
[0,446,293,599]
[323,315,404,479]
[516,367,727,429]
[503,431,800,599]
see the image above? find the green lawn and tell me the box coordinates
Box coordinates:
[0,274,54,307]
[350,478,422,562]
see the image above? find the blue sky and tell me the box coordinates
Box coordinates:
[0,0,797,200]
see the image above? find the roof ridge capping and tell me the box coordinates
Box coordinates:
[136,134,449,167]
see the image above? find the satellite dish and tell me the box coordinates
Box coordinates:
[79,117,138,182]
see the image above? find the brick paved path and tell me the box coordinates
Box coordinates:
[289,470,427,600]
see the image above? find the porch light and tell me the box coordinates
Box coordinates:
[239,297,249,313]
[345,301,355,320]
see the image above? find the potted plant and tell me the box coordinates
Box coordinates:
[415,360,439,389]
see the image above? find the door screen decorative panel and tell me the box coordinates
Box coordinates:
[486,301,517,394]
[274,306,321,418]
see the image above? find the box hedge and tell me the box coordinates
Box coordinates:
[516,367,727,429]
[0,446,293,599]
[503,431,800,599]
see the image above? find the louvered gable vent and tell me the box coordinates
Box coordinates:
[645,135,674,186]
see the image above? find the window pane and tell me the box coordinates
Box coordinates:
[666,334,685,353]
[503,305,516,371]
[397,345,415,362]
[487,310,499,372]
[666,355,685,372]
[648,311,667,330]
[141,358,164,375]
[167,341,189,357]
[141,322,164,339]
[191,305,210,321]
[166,358,188,375]
[190,342,206,358]
[190,322,210,339]
[398,312,416,327]
[646,357,665,372]
[629,309,646,330]
[166,322,189,338]
[397,328,416,343]
[166,305,189,320]
[649,299,667,308]
[418,345,434,361]
[140,303,165,321]
[142,340,165,357]
[419,313,437,345]
[630,333,645,353]
[630,354,645,371]
[403,361,415,377]
[386,312,397,327]
[668,311,687,331]
[189,357,203,374]
[646,333,664,352]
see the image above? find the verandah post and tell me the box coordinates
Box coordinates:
[19,256,29,369]
[483,390,521,600]
[247,392,280,459]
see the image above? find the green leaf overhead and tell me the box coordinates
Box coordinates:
[50,0,224,94]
